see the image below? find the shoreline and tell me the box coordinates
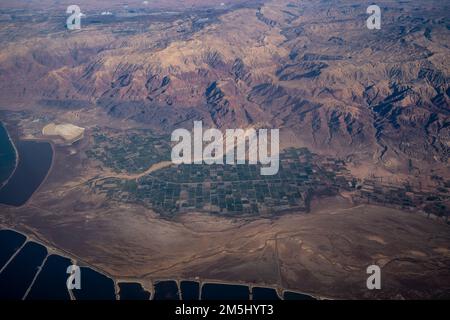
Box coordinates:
[0,225,323,300]
[0,121,19,190]
[19,139,56,208]
[2,200,448,300]
[0,122,56,208]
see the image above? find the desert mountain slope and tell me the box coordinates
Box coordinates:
[0,0,448,175]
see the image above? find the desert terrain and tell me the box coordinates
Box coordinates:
[0,0,449,299]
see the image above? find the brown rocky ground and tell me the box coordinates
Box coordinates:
[0,0,448,176]
[0,0,449,299]
[1,195,449,299]
[0,125,448,299]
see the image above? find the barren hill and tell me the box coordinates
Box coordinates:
[0,0,448,177]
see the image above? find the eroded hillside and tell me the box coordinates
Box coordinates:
[0,0,448,177]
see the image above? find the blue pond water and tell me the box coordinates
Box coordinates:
[0,139,53,207]
[71,267,116,300]
[0,229,120,300]
[26,254,72,300]
[0,123,16,187]
[252,287,281,300]
[154,281,180,300]
[118,282,151,300]
[0,229,26,270]
[0,241,47,300]
[201,283,250,300]
[180,281,200,300]
[283,291,316,300]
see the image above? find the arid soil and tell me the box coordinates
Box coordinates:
[1,194,449,299]
[0,132,448,299]
[0,0,449,300]
[0,0,448,175]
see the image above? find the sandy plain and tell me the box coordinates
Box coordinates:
[0,136,448,300]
